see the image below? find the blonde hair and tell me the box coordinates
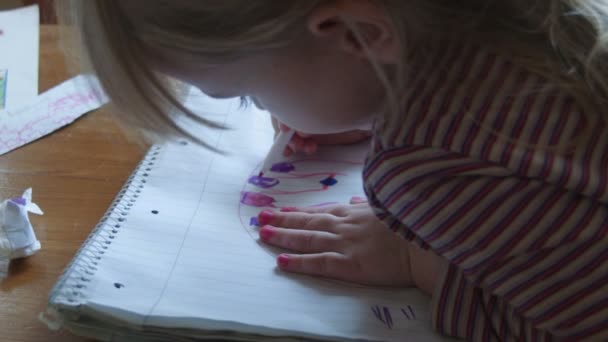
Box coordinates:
[57,0,608,148]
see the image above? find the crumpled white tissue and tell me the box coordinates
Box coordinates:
[0,188,43,278]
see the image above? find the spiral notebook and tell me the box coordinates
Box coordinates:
[45,91,453,341]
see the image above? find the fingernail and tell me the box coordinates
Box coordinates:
[258,210,275,225]
[259,226,275,241]
[277,254,290,268]
[280,206,298,212]
[349,196,367,204]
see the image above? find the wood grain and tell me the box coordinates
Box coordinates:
[0,26,146,341]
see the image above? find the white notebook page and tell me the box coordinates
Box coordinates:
[52,92,451,341]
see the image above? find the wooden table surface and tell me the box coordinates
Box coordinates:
[0,25,146,341]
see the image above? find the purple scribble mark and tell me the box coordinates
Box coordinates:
[240,191,276,207]
[270,162,295,173]
[248,175,280,188]
[371,305,393,329]
[249,217,260,226]
[372,306,383,323]
[10,197,26,206]
[320,177,338,187]
[401,305,416,320]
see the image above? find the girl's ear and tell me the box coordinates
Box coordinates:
[306,0,399,64]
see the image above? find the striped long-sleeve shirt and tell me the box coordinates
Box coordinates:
[363,44,608,341]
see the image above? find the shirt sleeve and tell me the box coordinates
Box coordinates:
[364,145,608,341]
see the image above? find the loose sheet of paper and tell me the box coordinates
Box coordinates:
[0,5,39,110]
[51,89,453,341]
[0,74,108,156]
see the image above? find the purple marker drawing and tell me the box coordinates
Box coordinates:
[239,156,367,270]
[262,188,333,195]
[248,175,279,188]
[372,306,384,324]
[247,171,339,195]
[240,191,276,207]
[320,176,338,187]
[371,305,393,329]
[9,197,26,206]
[270,162,295,173]
[383,306,393,329]
[279,172,343,179]
[407,305,416,319]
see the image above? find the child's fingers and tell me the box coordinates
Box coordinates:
[303,139,317,154]
[258,210,341,233]
[278,122,291,132]
[287,134,305,153]
[277,253,355,282]
[259,225,339,253]
[278,121,311,138]
[286,133,318,154]
[281,205,350,217]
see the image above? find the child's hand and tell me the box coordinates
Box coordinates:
[272,119,371,156]
[256,203,413,287]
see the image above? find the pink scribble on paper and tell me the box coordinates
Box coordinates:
[248,175,279,188]
[240,191,276,207]
[0,75,106,155]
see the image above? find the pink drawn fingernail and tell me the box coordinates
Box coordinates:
[280,206,298,212]
[258,210,275,225]
[350,196,367,204]
[259,226,275,241]
[278,254,290,268]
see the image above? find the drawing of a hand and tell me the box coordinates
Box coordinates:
[256,203,414,287]
[272,118,371,156]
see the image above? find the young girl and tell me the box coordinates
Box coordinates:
[61,1,608,341]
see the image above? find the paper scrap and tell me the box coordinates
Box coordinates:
[0,5,39,109]
[0,74,108,156]
[0,188,43,279]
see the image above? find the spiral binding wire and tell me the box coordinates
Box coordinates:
[48,144,163,305]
